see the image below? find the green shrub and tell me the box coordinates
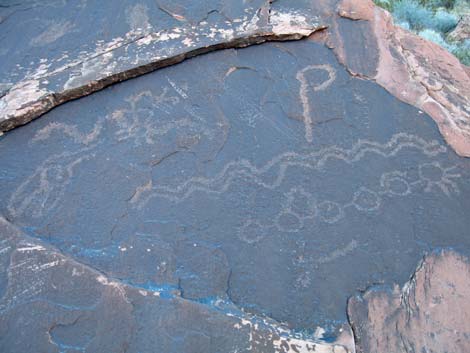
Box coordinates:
[397,21,412,30]
[419,29,456,50]
[452,40,470,65]
[421,0,456,9]
[392,0,433,30]
[431,9,459,32]
[374,0,469,65]
[452,0,470,15]
[375,0,393,11]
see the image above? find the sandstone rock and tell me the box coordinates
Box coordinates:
[348,249,470,353]
[331,0,470,157]
[448,15,470,41]
[0,217,354,353]
[1,1,470,352]
[1,0,469,157]
[0,2,323,133]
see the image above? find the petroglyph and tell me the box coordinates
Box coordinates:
[379,171,411,196]
[317,201,344,224]
[7,149,93,219]
[237,160,462,239]
[0,7,320,132]
[294,240,358,290]
[296,64,336,143]
[107,88,224,148]
[136,133,446,205]
[32,120,103,145]
[316,240,358,265]
[238,220,269,244]
[8,83,230,219]
[275,187,316,232]
[108,89,178,145]
[351,187,381,212]
[417,162,461,196]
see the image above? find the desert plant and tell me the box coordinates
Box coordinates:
[419,28,456,50]
[392,0,434,30]
[374,0,469,65]
[375,0,393,11]
[452,40,470,65]
[452,0,470,15]
[431,9,459,32]
[421,0,456,9]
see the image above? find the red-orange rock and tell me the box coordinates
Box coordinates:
[348,249,470,353]
[334,0,470,157]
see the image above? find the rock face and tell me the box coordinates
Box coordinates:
[448,15,470,41]
[1,0,470,352]
[0,217,354,353]
[0,1,323,133]
[1,0,469,156]
[348,249,470,353]
[331,0,470,157]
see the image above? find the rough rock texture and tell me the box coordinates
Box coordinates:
[1,0,469,157]
[0,217,354,353]
[348,249,470,353]
[2,34,470,350]
[1,1,470,352]
[448,15,470,41]
[330,0,470,157]
[0,1,323,133]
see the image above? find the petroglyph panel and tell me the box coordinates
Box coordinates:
[1,38,470,352]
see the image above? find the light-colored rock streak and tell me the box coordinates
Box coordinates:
[231,313,354,353]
